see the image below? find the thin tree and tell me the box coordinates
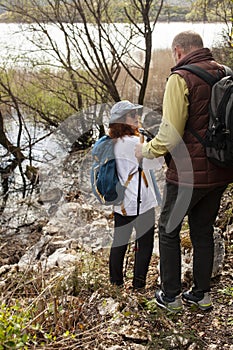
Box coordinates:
[0,0,164,205]
[0,0,164,110]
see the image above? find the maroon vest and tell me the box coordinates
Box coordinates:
[166,48,233,188]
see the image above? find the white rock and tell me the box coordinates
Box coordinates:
[97,297,119,316]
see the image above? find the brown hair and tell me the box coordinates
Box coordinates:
[109,122,139,139]
[172,31,203,54]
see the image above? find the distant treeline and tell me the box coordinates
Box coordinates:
[0,3,191,23]
[0,1,230,24]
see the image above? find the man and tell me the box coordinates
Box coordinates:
[135,30,233,312]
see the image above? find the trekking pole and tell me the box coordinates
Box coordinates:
[123,126,144,278]
[134,128,144,252]
[137,131,144,216]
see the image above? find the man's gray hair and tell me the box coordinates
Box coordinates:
[172,31,204,54]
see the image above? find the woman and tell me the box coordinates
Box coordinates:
[108,100,163,289]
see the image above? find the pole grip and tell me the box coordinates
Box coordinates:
[139,122,144,144]
[140,133,144,144]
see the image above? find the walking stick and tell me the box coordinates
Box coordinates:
[137,131,144,215]
[135,129,144,252]
[123,125,144,278]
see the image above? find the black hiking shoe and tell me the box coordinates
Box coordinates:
[182,290,213,311]
[154,290,183,313]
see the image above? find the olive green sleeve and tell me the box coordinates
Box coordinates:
[142,74,189,158]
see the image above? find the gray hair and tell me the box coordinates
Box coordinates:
[172,31,204,54]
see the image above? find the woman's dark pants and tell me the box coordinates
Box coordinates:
[109,208,155,288]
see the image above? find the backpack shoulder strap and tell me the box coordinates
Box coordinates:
[223,65,233,77]
[187,125,206,147]
[173,64,215,147]
[175,64,218,86]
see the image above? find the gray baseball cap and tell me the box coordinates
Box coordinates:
[109,100,143,124]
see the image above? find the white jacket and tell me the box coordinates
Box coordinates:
[113,135,164,216]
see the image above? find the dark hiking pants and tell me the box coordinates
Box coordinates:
[109,208,155,288]
[159,181,227,298]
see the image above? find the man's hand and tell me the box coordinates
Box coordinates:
[135,143,143,161]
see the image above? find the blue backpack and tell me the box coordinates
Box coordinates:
[91,134,162,207]
[90,135,126,205]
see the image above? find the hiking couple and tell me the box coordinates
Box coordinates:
[106,30,233,312]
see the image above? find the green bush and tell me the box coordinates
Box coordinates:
[0,303,32,349]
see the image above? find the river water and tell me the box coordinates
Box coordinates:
[0,21,229,211]
[0,22,228,67]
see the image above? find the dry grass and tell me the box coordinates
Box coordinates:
[146,49,174,109]
[0,189,232,349]
[0,231,232,349]
[116,48,174,110]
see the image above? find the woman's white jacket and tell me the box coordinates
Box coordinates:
[113,135,163,216]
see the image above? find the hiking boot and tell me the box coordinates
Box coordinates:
[182,290,213,311]
[154,290,183,313]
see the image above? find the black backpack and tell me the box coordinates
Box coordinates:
[176,64,233,168]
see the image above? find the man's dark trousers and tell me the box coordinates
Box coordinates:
[158,181,227,298]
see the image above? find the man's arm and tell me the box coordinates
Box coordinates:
[135,74,189,159]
